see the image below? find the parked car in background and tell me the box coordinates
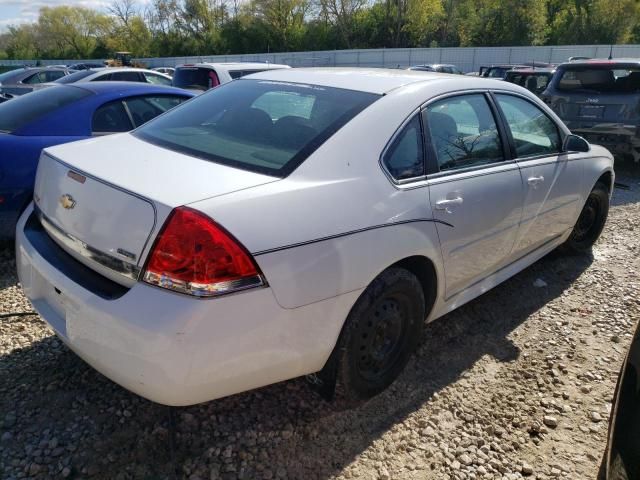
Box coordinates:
[605,318,640,480]
[172,62,290,92]
[68,62,106,70]
[0,82,193,240]
[568,56,591,62]
[152,67,175,76]
[0,67,75,96]
[504,68,555,96]
[408,64,463,74]
[482,62,551,79]
[541,58,640,162]
[53,68,172,86]
[16,68,613,406]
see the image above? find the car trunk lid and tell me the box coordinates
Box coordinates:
[34,134,278,286]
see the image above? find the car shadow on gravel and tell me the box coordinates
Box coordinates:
[0,247,594,480]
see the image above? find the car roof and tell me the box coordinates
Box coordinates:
[246,67,509,95]
[65,81,193,96]
[507,68,555,74]
[177,62,289,70]
[557,58,640,67]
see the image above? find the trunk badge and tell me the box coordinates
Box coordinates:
[59,194,76,210]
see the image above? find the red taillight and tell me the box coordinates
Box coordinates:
[142,207,264,297]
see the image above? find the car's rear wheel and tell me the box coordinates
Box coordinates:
[561,181,609,254]
[335,267,425,403]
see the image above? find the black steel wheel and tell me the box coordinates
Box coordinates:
[336,267,425,403]
[561,181,609,254]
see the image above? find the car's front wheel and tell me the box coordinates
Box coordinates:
[335,267,425,403]
[561,181,609,254]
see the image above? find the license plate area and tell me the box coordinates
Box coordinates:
[579,105,605,118]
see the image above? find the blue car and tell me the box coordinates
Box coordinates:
[0,82,194,239]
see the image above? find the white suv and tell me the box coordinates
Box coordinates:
[172,62,290,92]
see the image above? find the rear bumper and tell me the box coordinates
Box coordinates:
[16,204,359,405]
[565,121,640,154]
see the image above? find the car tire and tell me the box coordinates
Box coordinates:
[335,267,425,404]
[561,181,609,254]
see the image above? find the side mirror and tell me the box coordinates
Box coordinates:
[563,134,590,153]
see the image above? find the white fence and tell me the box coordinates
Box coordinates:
[5,44,640,73]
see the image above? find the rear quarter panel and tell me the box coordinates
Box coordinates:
[187,84,449,311]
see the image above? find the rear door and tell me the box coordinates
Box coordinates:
[493,92,582,255]
[423,93,524,299]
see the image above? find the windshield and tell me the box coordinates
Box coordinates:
[135,79,378,176]
[173,67,217,91]
[556,64,640,93]
[0,69,22,83]
[54,70,96,84]
[0,85,91,133]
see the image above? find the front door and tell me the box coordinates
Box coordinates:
[423,93,524,299]
[493,93,583,256]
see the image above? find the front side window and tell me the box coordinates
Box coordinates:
[23,72,44,84]
[424,94,504,172]
[92,101,133,134]
[495,94,561,158]
[135,79,378,176]
[383,115,424,180]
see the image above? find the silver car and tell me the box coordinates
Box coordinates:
[0,67,74,97]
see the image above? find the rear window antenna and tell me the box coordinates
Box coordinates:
[608,45,614,60]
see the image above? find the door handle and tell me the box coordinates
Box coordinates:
[527,175,545,188]
[435,197,463,213]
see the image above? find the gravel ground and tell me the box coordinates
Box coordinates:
[1,170,639,480]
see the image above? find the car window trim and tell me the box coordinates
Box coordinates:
[489,90,564,162]
[422,91,512,178]
[378,107,428,186]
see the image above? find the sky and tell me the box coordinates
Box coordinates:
[0,0,115,31]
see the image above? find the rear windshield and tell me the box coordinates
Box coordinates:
[0,85,91,133]
[0,69,22,82]
[173,67,216,91]
[54,70,95,83]
[556,65,640,93]
[135,79,378,176]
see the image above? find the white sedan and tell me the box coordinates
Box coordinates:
[16,68,614,406]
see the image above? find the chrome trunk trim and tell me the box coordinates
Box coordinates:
[36,207,140,284]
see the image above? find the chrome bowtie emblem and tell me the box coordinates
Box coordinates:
[59,194,76,210]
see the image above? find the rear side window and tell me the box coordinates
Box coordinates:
[557,65,640,93]
[92,101,133,134]
[383,115,424,180]
[424,94,504,172]
[495,94,561,158]
[0,85,91,133]
[124,95,188,127]
[135,79,378,176]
